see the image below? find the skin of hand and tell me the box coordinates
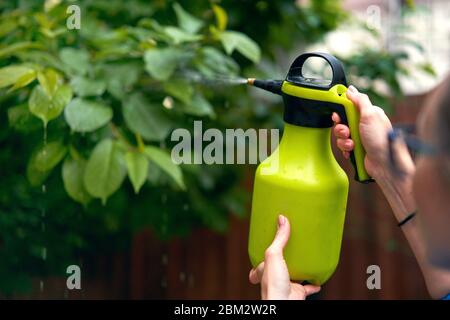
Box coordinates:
[332,85,450,299]
[332,85,416,179]
[249,214,321,300]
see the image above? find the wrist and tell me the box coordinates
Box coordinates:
[375,167,417,222]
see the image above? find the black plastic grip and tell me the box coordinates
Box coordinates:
[286,52,347,90]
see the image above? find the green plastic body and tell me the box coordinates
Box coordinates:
[248,123,349,285]
[248,81,367,285]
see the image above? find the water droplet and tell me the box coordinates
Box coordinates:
[161,254,168,265]
[183,204,189,211]
[42,247,47,261]
[162,96,174,109]
[188,274,195,287]
[180,72,247,87]
[42,184,47,194]
[161,278,167,288]
[179,272,186,282]
[39,280,44,293]
[43,126,48,145]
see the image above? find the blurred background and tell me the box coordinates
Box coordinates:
[0,0,449,299]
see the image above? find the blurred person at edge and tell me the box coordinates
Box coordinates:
[249,76,450,300]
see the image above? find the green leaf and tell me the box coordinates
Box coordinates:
[144,146,185,190]
[7,70,37,92]
[44,0,61,12]
[15,51,66,73]
[125,151,149,193]
[146,160,163,185]
[182,93,216,119]
[30,140,68,172]
[173,3,203,34]
[59,47,90,76]
[122,93,173,141]
[219,31,261,63]
[70,76,106,97]
[419,62,436,77]
[29,84,73,126]
[144,48,190,81]
[196,47,239,77]
[26,160,51,187]
[0,65,35,88]
[163,80,193,104]
[0,18,17,38]
[212,4,228,31]
[62,157,92,205]
[7,104,42,132]
[64,98,113,133]
[0,41,40,58]
[37,69,62,97]
[100,62,141,100]
[84,139,127,204]
[163,26,202,44]
[27,140,67,186]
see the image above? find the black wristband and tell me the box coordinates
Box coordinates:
[397,211,417,227]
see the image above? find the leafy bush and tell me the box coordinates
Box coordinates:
[1,0,264,295]
[0,0,429,295]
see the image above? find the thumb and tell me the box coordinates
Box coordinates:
[266,215,290,256]
[345,85,373,118]
[303,285,321,296]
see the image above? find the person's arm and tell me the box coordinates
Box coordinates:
[376,167,450,299]
[333,85,450,299]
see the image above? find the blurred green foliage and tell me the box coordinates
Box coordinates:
[0,0,430,295]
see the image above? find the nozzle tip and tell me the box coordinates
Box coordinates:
[247,78,256,85]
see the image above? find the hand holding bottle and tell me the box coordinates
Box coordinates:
[249,215,321,300]
[332,85,406,179]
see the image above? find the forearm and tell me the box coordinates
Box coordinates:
[376,169,450,299]
[375,169,416,222]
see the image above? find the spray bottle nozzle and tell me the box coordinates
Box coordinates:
[247,78,283,95]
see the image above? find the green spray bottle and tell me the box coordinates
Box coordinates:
[247,52,372,285]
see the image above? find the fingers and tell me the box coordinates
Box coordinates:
[345,85,373,118]
[331,112,341,124]
[333,124,350,139]
[303,285,321,296]
[332,113,352,159]
[249,262,265,285]
[260,215,292,300]
[250,215,291,286]
[337,138,354,152]
[265,215,290,261]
